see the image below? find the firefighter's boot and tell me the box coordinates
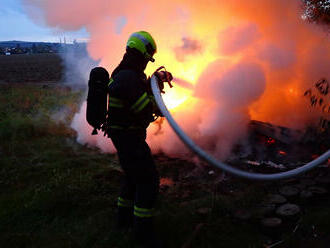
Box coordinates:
[134,216,164,248]
[115,197,133,232]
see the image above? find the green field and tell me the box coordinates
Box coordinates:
[0,67,330,247]
[0,54,62,83]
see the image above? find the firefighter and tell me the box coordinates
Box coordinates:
[106,31,172,247]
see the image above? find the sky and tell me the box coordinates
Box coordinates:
[0,0,89,42]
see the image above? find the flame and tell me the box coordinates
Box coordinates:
[145,49,216,110]
[162,88,189,110]
[160,177,174,187]
[278,150,287,155]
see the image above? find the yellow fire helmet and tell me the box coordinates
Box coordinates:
[126,31,157,62]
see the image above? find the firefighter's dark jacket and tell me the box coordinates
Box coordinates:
[107,48,158,131]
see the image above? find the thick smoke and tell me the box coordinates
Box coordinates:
[60,43,99,87]
[219,23,260,55]
[23,0,330,159]
[71,102,116,153]
[174,37,203,62]
[194,60,266,158]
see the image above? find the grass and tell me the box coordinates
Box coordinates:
[0,84,330,248]
[0,54,63,83]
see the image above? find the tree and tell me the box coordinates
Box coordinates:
[302,0,330,28]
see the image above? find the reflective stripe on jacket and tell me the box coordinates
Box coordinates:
[107,69,155,130]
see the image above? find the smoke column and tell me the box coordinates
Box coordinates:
[23,0,330,159]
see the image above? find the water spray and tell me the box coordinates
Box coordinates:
[172,77,194,90]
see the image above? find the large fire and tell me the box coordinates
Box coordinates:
[143,42,216,110]
[24,0,330,159]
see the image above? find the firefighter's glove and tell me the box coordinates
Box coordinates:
[154,71,173,93]
[155,71,173,83]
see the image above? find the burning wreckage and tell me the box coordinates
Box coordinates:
[237,78,328,173]
[244,78,329,167]
[248,78,330,167]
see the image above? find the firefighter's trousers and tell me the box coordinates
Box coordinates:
[109,129,159,232]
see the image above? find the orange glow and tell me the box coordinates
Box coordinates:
[145,48,216,111]
[278,150,287,155]
[160,177,174,187]
[288,88,298,95]
[286,86,301,97]
[162,87,189,110]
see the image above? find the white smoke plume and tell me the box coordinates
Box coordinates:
[22,0,330,159]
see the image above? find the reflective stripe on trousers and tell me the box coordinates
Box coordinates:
[134,206,154,218]
[117,197,133,208]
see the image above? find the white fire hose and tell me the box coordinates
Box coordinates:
[151,75,330,181]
